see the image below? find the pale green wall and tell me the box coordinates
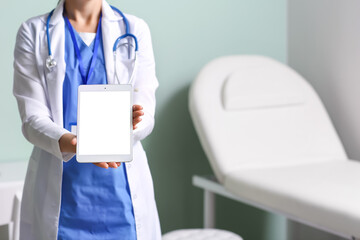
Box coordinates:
[1,0,287,239]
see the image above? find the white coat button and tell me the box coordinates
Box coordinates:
[133,194,137,199]
[128,164,132,168]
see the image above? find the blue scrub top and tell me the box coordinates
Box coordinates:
[57,18,137,240]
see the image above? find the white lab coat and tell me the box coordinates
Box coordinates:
[13,1,161,239]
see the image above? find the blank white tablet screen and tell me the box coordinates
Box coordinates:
[78,91,131,155]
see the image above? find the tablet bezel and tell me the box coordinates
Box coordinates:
[76,84,133,163]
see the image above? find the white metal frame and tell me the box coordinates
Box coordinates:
[192,175,359,240]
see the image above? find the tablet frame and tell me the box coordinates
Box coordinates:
[76,84,133,163]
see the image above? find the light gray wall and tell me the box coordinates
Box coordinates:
[288,0,360,239]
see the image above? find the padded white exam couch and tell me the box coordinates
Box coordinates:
[189,55,360,240]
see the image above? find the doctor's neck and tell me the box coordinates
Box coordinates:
[64,0,102,33]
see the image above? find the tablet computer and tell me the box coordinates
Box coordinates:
[76,84,133,163]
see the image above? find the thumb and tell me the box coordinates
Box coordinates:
[70,137,77,146]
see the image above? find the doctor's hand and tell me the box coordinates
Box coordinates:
[93,105,143,169]
[93,162,121,169]
[59,133,77,153]
[133,105,144,130]
[81,105,144,169]
[59,134,120,169]
[94,105,144,169]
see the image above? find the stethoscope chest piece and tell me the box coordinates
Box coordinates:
[46,55,57,71]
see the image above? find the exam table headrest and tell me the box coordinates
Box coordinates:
[189,55,346,183]
[223,66,304,110]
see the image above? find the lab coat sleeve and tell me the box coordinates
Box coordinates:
[13,22,70,161]
[132,19,159,142]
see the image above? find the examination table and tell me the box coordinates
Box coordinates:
[189,55,360,240]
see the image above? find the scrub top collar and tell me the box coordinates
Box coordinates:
[64,15,102,84]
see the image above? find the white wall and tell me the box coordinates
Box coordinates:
[288,0,360,239]
[288,0,360,160]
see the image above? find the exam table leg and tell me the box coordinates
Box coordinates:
[204,190,215,228]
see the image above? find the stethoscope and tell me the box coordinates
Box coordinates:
[45,6,138,85]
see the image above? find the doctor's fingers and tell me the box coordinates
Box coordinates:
[93,162,109,169]
[92,162,120,169]
[133,110,144,118]
[133,116,142,126]
[132,105,143,111]
[133,118,142,130]
[107,162,118,168]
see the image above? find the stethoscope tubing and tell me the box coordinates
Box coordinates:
[114,52,138,85]
[45,5,138,85]
[46,9,55,57]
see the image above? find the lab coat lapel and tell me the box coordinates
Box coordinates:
[43,0,66,126]
[102,0,123,85]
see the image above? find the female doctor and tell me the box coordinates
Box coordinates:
[13,0,161,239]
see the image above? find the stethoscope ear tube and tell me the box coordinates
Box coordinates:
[113,33,139,52]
